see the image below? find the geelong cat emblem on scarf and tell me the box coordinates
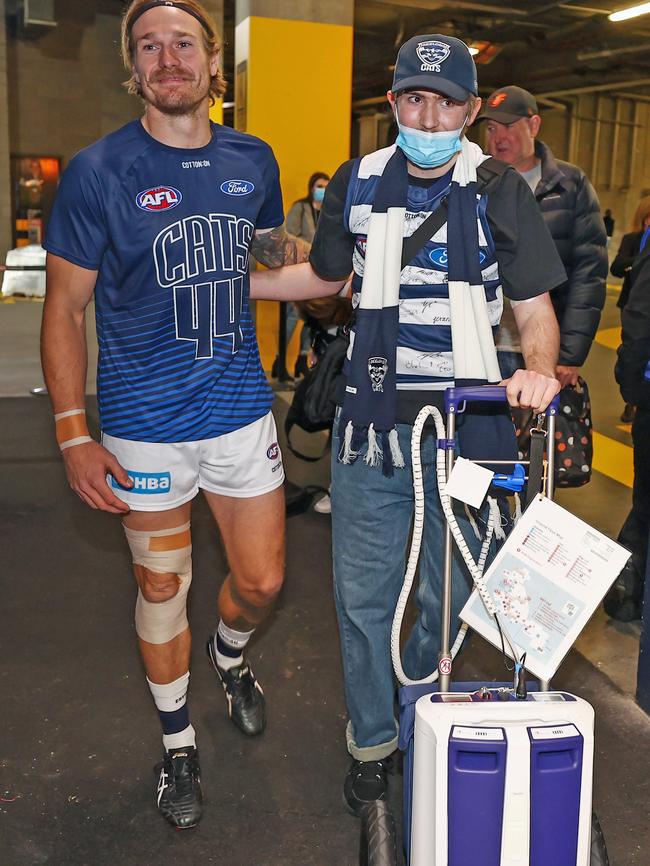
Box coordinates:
[368,356,388,392]
[416,41,450,72]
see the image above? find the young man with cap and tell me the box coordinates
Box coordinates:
[40,0,308,829]
[480,86,607,387]
[252,35,564,813]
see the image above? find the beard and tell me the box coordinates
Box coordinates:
[143,69,210,117]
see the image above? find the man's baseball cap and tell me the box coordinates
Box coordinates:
[479,86,539,124]
[392,34,478,102]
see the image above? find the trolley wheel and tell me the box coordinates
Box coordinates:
[359,800,401,866]
[590,811,610,866]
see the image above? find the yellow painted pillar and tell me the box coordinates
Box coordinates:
[234,0,353,210]
[235,1,353,372]
[204,0,224,125]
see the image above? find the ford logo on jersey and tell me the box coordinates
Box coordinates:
[429,247,487,267]
[429,247,449,268]
[136,186,182,212]
[221,179,255,196]
[110,471,172,494]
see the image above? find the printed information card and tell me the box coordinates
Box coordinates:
[460,495,631,681]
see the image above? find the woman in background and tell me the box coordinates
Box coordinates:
[611,195,650,422]
[279,173,330,377]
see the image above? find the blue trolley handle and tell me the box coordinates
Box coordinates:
[444,385,560,415]
[443,384,558,502]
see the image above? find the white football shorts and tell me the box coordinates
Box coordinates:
[103,411,284,512]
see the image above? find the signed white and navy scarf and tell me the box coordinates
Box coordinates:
[339,138,502,475]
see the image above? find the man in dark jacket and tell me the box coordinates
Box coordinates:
[480,86,607,387]
[612,247,650,620]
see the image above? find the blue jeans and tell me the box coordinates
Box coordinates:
[331,416,486,760]
[497,350,524,380]
[285,303,312,354]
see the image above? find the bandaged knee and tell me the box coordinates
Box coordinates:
[123,522,192,645]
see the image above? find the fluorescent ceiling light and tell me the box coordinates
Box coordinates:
[609,2,650,21]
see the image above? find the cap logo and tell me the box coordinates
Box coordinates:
[416,40,450,73]
[490,93,508,107]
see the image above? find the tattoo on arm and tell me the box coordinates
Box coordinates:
[251,224,310,268]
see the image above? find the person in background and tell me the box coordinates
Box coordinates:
[287,172,330,241]
[603,208,615,242]
[480,86,607,387]
[299,289,353,515]
[611,197,650,422]
[287,171,340,514]
[275,172,331,378]
[612,197,650,311]
[613,244,650,621]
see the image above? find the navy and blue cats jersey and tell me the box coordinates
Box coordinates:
[44,121,284,443]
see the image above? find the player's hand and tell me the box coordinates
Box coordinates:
[61,440,132,514]
[500,369,561,413]
[555,364,580,388]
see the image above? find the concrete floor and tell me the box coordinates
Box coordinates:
[1,292,649,865]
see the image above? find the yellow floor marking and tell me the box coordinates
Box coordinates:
[592,430,634,488]
[595,326,621,351]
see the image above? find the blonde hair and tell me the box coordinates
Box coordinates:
[630,196,650,232]
[121,0,227,104]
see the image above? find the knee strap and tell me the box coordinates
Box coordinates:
[123,522,192,645]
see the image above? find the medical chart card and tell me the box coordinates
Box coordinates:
[460,495,631,681]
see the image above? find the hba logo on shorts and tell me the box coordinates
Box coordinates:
[267,443,280,460]
[136,186,182,212]
[221,179,255,196]
[110,470,172,494]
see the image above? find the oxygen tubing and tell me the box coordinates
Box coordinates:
[391,405,521,687]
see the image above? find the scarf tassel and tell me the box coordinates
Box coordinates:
[365,423,382,467]
[339,420,359,465]
[339,422,371,465]
[339,421,405,477]
[388,428,405,469]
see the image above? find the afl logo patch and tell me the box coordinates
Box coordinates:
[267,442,280,460]
[221,179,255,196]
[136,186,182,212]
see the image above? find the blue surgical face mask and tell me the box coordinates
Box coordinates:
[313,186,326,203]
[395,112,467,169]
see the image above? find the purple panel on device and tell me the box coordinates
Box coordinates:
[529,726,583,866]
[448,729,507,866]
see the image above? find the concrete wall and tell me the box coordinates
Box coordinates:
[538,96,650,247]
[7,1,138,166]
